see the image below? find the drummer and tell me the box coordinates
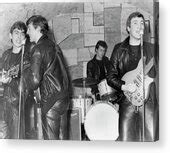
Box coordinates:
[87,40,112,101]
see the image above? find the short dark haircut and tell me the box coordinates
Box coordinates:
[10,21,27,34]
[26,15,49,35]
[95,40,108,51]
[126,12,145,34]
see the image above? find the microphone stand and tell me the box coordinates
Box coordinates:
[140,32,145,142]
[18,42,25,139]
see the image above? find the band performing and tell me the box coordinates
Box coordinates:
[0,10,159,141]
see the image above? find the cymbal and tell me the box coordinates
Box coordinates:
[72,77,97,87]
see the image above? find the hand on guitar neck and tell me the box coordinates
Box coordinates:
[0,70,12,84]
[121,83,136,93]
[0,65,19,84]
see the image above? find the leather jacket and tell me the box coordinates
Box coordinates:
[87,55,111,94]
[2,38,32,107]
[107,37,157,102]
[24,35,70,115]
[107,36,159,141]
[1,39,33,139]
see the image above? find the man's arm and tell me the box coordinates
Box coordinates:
[107,44,125,91]
[86,61,99,95]
[87,61,94,78]
[107,45,136,93]
[0,51,12,84]
[0,69,12,84]
[23,47,42,91]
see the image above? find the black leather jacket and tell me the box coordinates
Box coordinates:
[2,39,32,107]
[87,55,111,94]
[107,36,157,103]
[107,37,159,141]
[24,35,70,114]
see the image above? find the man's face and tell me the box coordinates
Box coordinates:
[10,29,26,48]
[27,23,38,42]
[127,17,144,40]
[96,46,106,60]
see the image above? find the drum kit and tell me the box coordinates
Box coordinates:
[72,77,119,140]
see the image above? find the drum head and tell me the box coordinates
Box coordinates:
[84,102,119,140]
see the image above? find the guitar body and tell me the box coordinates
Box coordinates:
[122,58,154,106]
[0,65,19,95]
[0,65,19,79]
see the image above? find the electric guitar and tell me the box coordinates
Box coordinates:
[0,65,19,81]
[122,57,154,106]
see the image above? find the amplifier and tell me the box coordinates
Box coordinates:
[68,108,81,140]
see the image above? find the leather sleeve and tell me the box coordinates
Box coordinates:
[107,44,125,91]
[86,61,99,94]
[1,50,10,71]
[87,61,94,78]
[23,47,42,91]
[31,47,42,89]
[146,43,156,78]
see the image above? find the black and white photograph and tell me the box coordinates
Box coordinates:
[0,0,159,143]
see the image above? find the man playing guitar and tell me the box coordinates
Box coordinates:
[0,21,33,139]
[107,12,159,141]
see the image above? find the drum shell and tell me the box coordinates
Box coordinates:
[98,79,114,96]
[98,79,117,101]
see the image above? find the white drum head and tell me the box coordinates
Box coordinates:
[84,102,119,140]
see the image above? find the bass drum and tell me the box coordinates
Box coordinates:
[84,101,119,140]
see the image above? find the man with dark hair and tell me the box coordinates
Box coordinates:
[24,15,70,140]
[87,40,115,101]
[0,21,33,139]
[107,12,159,141]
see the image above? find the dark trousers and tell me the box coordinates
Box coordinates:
[118,97,159,141]
[42,101,69,140]
[25,95,36,139]
[4,102,19,139]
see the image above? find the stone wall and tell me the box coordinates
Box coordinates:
[0,1,155,96]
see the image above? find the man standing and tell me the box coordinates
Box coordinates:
[87,40,115,101]
[107,12,159,141]
[25,15,70,140]
[0,21,32,139]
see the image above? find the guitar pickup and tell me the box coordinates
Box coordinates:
[136,75,142,82]
[134,80,140,87]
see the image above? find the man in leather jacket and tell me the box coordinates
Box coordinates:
[25,15,70,140]
[107,12,159,141]
[0,21,33,139]
[87,40,114,101]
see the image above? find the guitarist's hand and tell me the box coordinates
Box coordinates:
[0,70,12,84]
[121,83,136,93]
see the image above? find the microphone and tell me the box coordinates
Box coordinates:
[140,29,144,45]
[140,29,144,35]
[139,28,144,47]
[21,39,26,46]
